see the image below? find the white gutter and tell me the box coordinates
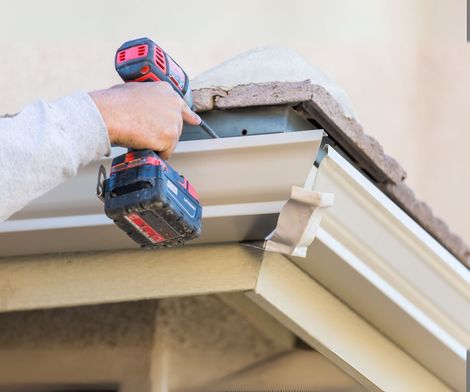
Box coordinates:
[0,131,323,256]
[293,146,470,391]
[0,201,286,234]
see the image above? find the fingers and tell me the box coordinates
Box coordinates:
[159,149,171,161]
[91,82,200,158]
[182,103,201,125]
[159,83,201,126]
[163,122,183,160]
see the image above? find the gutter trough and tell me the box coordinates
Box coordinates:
[0,123,323,256]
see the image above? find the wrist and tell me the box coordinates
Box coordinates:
[89,89,119,145]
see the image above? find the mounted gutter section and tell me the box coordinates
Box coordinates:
[291,145,470,391]
[172,131,323,205]
[191,78,470,268]
[0,130,324,257]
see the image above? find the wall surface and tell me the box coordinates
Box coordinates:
[0,296,363,391]
[0,0,468,244]
[0,300,156,391]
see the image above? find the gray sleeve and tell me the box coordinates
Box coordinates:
[0,92,111,222]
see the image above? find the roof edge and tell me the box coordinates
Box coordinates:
[193,80,406,184]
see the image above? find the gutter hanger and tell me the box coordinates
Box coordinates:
[265,185,334,257]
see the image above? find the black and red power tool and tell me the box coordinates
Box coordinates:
[97,37,218,248]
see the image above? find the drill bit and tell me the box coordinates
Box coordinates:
[199,120,219,139]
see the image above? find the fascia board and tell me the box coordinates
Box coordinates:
[295,146,469,391]
[0,243,263,312]
[0,131,323,256]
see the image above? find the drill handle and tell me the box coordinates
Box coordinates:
[115,37,217,139]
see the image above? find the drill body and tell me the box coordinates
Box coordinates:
[99,37,202,248]
[103,149,201,248]
[115,37,193,106]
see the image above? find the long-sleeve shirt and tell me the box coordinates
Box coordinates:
[0,92,111,222]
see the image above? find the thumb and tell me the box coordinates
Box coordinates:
[182,103,201,126]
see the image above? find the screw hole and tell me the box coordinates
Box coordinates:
[241,129,248,135]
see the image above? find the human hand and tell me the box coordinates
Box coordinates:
[89,82,201,160]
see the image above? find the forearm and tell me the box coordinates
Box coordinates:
[0,82,200,222]
[0,92,111,222]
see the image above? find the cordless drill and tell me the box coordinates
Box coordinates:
[97,37,217,248]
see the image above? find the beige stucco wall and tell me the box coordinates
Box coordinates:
[0,296,364,391]
[0,0,468,244]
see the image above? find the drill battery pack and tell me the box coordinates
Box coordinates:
[98,150,202,248]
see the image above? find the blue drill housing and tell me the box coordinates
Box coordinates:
[103,150,202,248]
